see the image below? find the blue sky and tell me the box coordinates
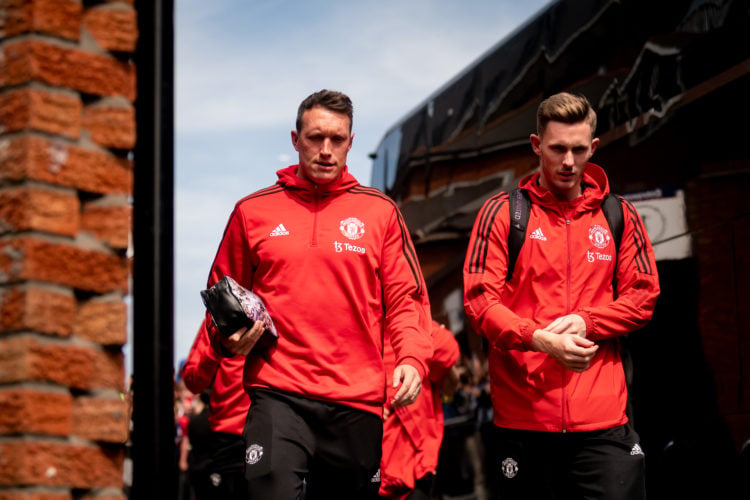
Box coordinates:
[169,0,551,368]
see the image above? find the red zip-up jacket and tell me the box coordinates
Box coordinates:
[181,319,249,435]
[379,321,460,498]
[463,164,659,432]
[206,165,432,416]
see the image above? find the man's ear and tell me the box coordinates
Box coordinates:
[589,137,599,157]
[347,133,354,152]
[530,133,541,156]
[291,130,299,151]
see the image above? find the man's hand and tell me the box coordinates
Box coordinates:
[383,404,393,420]
[390,364,422,407]
[219,321,265,356]
[531,330,598,372]
[544,314,587,337]
[440,365,462,399]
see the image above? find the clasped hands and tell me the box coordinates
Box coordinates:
[531,314,598,372]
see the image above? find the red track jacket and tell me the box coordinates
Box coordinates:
[181,319,249,435]
[379,321,460,498]
[205,165,432,416]
[464,164,660,432]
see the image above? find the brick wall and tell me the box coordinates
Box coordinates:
[687,171,750,452]
[0,1,136,498]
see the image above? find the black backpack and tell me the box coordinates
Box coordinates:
[506,188,624,282]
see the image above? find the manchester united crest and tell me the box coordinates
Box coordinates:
[588,224,611,249]
[339,217,365,240]
[245,444,264,465]
[501,457,519,479]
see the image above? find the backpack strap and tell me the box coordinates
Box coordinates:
[601,193,624,298]
[507,188,530,282]
[506,190,624,283]
[601,194,634,423]
[602,193,624,252]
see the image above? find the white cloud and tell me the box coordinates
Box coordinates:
[175,0,550,133]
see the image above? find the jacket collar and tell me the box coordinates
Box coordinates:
[519,163,610,214]
[275,165,359,201]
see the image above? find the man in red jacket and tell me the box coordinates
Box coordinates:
[180,319,249,499]
[205,89,433,499]
[372,321,460,499]
[463,92,660,499]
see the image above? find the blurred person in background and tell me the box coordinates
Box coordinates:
[181,320,249,499]
[368,321,460,499]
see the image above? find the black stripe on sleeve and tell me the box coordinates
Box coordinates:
[468,193,507,274]
[348,186,425,295]
[622,200,654,275]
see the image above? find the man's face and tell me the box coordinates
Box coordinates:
[291,106,353,184]
[530,120,599,201]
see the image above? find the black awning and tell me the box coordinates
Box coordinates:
[371,0,749,207]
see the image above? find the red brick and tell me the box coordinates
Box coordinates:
[80,203,130,249]
[75,300,128,345]
[0,185,80,236]
[0,441,124,489]
[0,135,132,196]
[0,336,123,391]
[0,40,136,100]
[83,5,138,53]
[72,445,125,489]
[0,0,32,38]
[72,395,129,443]
[82,99,135,149]
[0,336,94,389]
[0,88,82,139]
[0,286,76,337]
[0,388,73,436]
[92,350,126,392]
[0,0,81,40]
[0,237,129,294]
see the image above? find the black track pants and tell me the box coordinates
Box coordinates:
[242,389,383,500]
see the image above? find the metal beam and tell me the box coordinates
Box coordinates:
[132,0,176,498]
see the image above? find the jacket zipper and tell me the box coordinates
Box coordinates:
[562,215,572,432]
[311,185,319,247]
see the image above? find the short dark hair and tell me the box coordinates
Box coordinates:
[537,92,597,138]
[199,388,211,406]
[296,89,353,133]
